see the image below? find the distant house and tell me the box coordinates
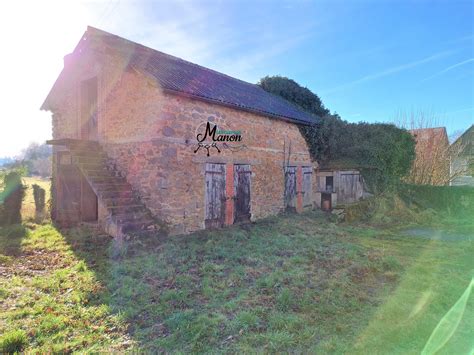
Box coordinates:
[41,27,321,237]
[450,125,474,186]
[408,127,450,185]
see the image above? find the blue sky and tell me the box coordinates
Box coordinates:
[0,0,472,156]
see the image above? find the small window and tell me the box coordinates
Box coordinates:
[326,176,334,192]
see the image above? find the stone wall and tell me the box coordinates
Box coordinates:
[101,70,317,234]
[47,45,318,234]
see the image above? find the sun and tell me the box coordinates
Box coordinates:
[0,0,94,157]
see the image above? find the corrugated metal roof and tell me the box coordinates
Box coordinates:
[91,27,318,125]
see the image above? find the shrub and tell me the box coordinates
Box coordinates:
[32,184,46,212]
[2,224,28,238]
[399,184,474,217]
[0,171,25,226]
[0,329,28,353]
[259,76,416,192]
[299,120,416,192]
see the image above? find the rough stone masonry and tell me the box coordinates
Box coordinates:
[42,27,318,235]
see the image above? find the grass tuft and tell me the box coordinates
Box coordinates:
[0,329,28,353]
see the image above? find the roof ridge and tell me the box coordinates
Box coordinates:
[450,124,474,146]
[409,126,446,131]
[86,26,266,92]
[77,26,318,124]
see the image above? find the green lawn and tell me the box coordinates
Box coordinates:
[0,211,472,353]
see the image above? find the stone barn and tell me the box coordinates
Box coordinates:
[41,27,320,237]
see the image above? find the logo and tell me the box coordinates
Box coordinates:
[194,122,245,156]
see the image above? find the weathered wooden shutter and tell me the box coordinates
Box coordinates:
[234,164,251,223]
[205,163,226,228]
[339,173,362,203]
[317,175,325,192]
[284,166,297,210]
[302,166,312,207]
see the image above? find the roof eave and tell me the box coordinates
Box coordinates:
[161,87,315,126]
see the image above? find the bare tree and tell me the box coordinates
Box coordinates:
[394,110,450,185]
[18,142,52,178]
[449,129,464,144]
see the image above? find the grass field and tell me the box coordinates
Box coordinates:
[20,176,51,221]
[0,180,473,352]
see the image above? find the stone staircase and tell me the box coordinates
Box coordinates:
[65,140,161,238]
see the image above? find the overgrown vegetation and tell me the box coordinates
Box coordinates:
[340,184,474,231]
[18,176,51,223]
[399,184,474,216]
[32,184,46,212]
[259,76,416,191]
[0,171,25,225]
[395,111,452,185]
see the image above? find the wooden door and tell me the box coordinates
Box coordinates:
[80,77,98,141]
[302,166,312,207]
[205,163,226,228]
[81,176,98,222]
[339,173,361,203]
[284,166,297,211]
[57,157,81,225]
[234,164,251,223]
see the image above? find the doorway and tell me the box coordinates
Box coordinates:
[234,164,251,223]
[204,163,226,228]
[80,76,98,141]
[321,192,332,211]
[284,166,297,211]
[56,152,98,225]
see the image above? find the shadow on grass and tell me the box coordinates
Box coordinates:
[57,211,411,353]
[0,224,29,258]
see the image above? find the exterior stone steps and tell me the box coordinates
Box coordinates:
[84,171,118,179]
[99,190,134,199]
[109,205,146,214]
[77,163,108,171]
[61,140,162,238]
[101,197,136,207]
[88,176,127,184]
[121,220,155,234]
[75,156,107,166]
[113,212,149,223]
[94,182,131,191]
